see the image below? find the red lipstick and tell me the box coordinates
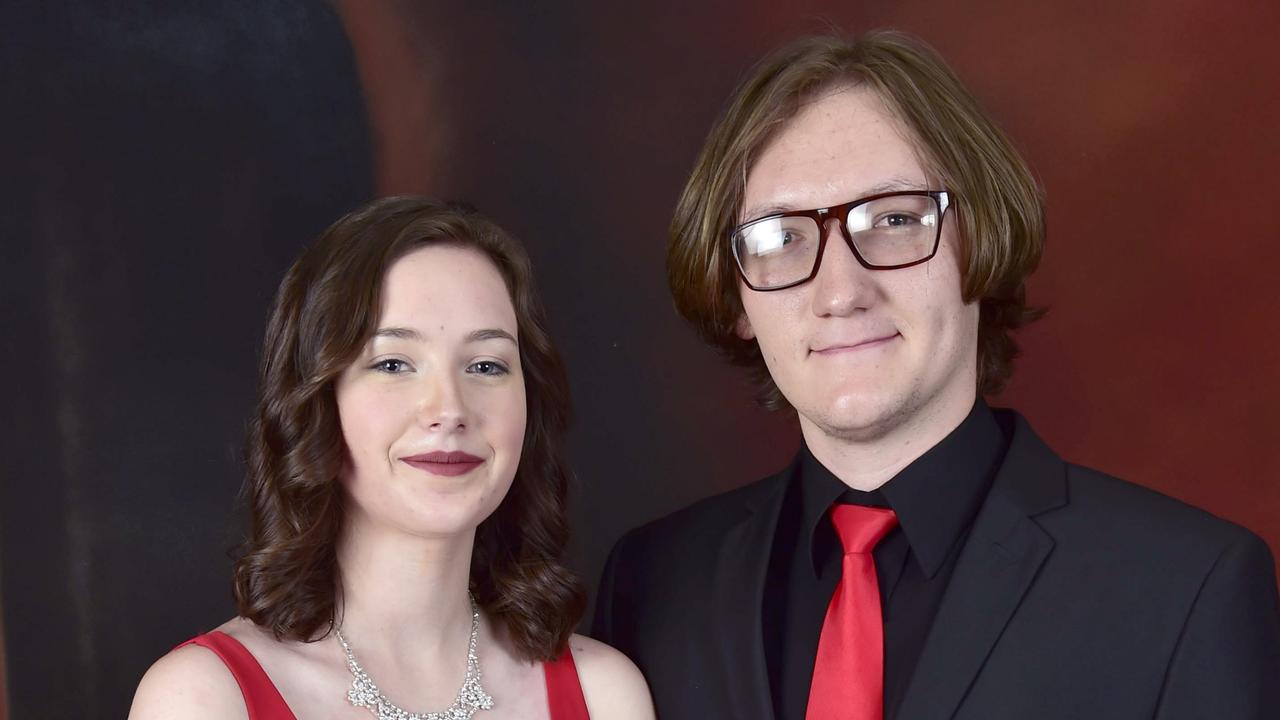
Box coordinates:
[400,451,484,477]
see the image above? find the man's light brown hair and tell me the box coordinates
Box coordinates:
[669,30,1044,408]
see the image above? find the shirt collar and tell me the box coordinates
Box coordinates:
[798,398,1007,579]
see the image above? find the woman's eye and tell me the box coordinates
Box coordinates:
[372,359,410,374]
[467,360,509,376]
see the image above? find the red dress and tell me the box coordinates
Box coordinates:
[179,631,590,720]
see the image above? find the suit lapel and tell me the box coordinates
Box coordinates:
[896,413,1067,720]
[708,470,791,720]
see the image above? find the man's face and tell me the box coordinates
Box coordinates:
[737,84,979,442]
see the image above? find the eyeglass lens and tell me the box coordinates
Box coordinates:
[734,194,940,289]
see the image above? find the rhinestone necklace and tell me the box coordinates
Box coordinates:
[337,595,495,720]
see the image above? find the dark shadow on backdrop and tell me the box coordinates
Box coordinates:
[0,2,372,716]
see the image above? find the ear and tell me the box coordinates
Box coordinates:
[734,312,755,340]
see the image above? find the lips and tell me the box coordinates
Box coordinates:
[400,451,485,477]
[811,332,900,355]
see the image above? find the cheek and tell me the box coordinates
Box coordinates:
[337,389,404,464]
[955,302,980,353]
[916,272,978,359]
[473,380,528,455]
[741,293,805,359]
[499,392,528,454]
[901,242,970,329]
[933,252,976,339]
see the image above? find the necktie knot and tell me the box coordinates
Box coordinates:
[830,504,898,555]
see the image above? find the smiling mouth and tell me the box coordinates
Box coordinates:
[400,451,484,477]
[811,333,900,355]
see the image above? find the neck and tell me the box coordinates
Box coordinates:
[335,513,477,660]
[801,389,977,493]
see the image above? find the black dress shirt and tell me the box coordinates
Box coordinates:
[763,399,1008,720]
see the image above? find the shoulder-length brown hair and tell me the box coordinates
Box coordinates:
[669,30,1045,407]
[232,196,584,661]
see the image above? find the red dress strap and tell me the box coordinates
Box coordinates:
[177,631,297,720]
[544,645,590,720]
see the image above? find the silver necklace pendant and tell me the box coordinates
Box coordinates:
[337,594,495,720]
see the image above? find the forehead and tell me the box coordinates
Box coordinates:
[742,84,930,219]
[379,244,517,329]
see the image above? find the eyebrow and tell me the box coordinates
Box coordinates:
[372,326,517,345]
[374,327,423,341]
[742,177,927,221]
[466,328,517,345]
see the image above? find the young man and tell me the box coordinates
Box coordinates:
[592,31,1280,720]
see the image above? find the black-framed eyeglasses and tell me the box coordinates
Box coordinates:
[729,189,952,291]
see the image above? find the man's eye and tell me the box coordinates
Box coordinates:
[373,359,410,374]
[467,360,509,376]
[778,228,814,246]
[878,213,919,228]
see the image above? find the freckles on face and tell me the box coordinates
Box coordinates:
[334,244,527,538]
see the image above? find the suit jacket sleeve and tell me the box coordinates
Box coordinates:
[1155,531,1280,718]
[591,529,628,647]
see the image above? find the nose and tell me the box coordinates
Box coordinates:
[809,216,878,318]
[417,371,468,432]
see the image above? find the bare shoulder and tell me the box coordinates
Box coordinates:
[566,633,654,720]
[127,634,248,720]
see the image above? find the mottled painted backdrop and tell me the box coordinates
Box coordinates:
[3,1,1278,717]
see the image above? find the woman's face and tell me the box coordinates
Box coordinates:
[335,244,526,541]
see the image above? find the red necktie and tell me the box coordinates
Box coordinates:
[805,504,899,720]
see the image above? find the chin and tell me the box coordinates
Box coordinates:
[806,389,914,440]
[382,493,504,539]
[395,511,488,540]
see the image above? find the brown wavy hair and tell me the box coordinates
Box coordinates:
[669,30,1045,408]
[232,196,584,661]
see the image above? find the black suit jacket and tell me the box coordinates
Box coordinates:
[593,411,1280,719]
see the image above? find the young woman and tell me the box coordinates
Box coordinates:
[129,197,653,720]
